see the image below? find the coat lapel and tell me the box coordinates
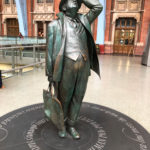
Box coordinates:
[53,12,100,80]
[77,13,92,34]
[53,13,67,81]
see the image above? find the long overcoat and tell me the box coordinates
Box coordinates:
[46,12,100,82]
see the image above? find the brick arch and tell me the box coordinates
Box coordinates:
[111,13,141,44]
[113,13,140,23]
[2,17,18,35]
[2,16,18,23]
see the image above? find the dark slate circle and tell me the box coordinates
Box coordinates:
[0,102,149,150]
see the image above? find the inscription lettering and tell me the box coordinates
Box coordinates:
[92,106,148,150]
[79,116,107,150]
[26,119,47,150]
[0,105,43,127]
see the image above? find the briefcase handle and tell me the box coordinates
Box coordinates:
[48,82,55,97]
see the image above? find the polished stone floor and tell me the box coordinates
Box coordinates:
[0,55,150,133]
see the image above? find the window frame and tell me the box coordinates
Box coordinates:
[4,0,10,4]
[46,0,53,3]
[37,0,44,3]
[13,0,16,4]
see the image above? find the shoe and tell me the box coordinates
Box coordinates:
[68,127,80,139]
[58,130,67,138]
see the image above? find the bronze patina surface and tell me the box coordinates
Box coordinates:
[44,0,103,139]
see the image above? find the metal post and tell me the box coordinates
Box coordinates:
[37,46,41,62]
[19,68,23,75]
[2,50,5,58]
[12,49,15,74]
[19,46,23,60]
[16,37,17,45]
[33,46,36,68]
[33,46,36,63]
[19,49,22,60]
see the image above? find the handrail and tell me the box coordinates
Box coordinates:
[0,35,45,38]
[0,45,46,50]
[2,61,45,74]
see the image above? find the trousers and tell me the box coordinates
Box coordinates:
[58,55,90,126]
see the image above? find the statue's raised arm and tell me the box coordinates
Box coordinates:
[83,0,103,24]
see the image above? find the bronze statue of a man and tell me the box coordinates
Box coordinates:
[45,0,103,139]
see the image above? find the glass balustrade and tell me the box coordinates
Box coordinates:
[0,36,46,79]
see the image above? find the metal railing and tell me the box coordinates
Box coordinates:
[0,36,46,46]
[2,61,45,75]
[0,44,46,78]
[1,62,45,80]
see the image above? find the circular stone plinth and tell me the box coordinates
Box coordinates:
[0,103,150,150]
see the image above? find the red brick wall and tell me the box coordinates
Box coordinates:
[54,0,61,18]
[105,0,112,42]
[32,0,35,36]
[135,46,145,56]
[93,18,98,41]
[27,0,32,37]
[26,0,35,37]
[104,0,113,54]
[104,44,113,54]
[0,0,2,12]
[0,0,2,35]
[136,0,150,55]
[140,0,150,44]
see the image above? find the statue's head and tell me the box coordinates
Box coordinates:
[59,0,82,18]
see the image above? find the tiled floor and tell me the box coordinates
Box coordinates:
[0,55,150,133]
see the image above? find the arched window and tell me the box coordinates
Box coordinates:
[114,18,137,54]
[37,0,43,3]
[115,18,136,28]
[7,18,19,36]
[5,0,10,4]
[46,0,53,3]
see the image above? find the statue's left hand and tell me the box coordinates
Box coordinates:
[49,82,58,98]
[48,76,53,82]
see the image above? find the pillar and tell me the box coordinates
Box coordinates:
[43,21,46,37]
[105,0,112,42]
[0,0,1,36]
[34,21,38,37]
[140,0,150,45]
[134,22,140,45]
[3,21,7,35]
[0,19,1,36]
[54,0,61,18]
[27,0,32,37]
[96,0,106,54]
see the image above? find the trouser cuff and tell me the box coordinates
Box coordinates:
[67,118,76,126]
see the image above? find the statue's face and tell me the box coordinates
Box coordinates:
[65,0,79,9]
[63,0,79,18]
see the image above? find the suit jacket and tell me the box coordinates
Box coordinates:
[46,0,103,82]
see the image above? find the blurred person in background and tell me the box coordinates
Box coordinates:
[0,70,4,89]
